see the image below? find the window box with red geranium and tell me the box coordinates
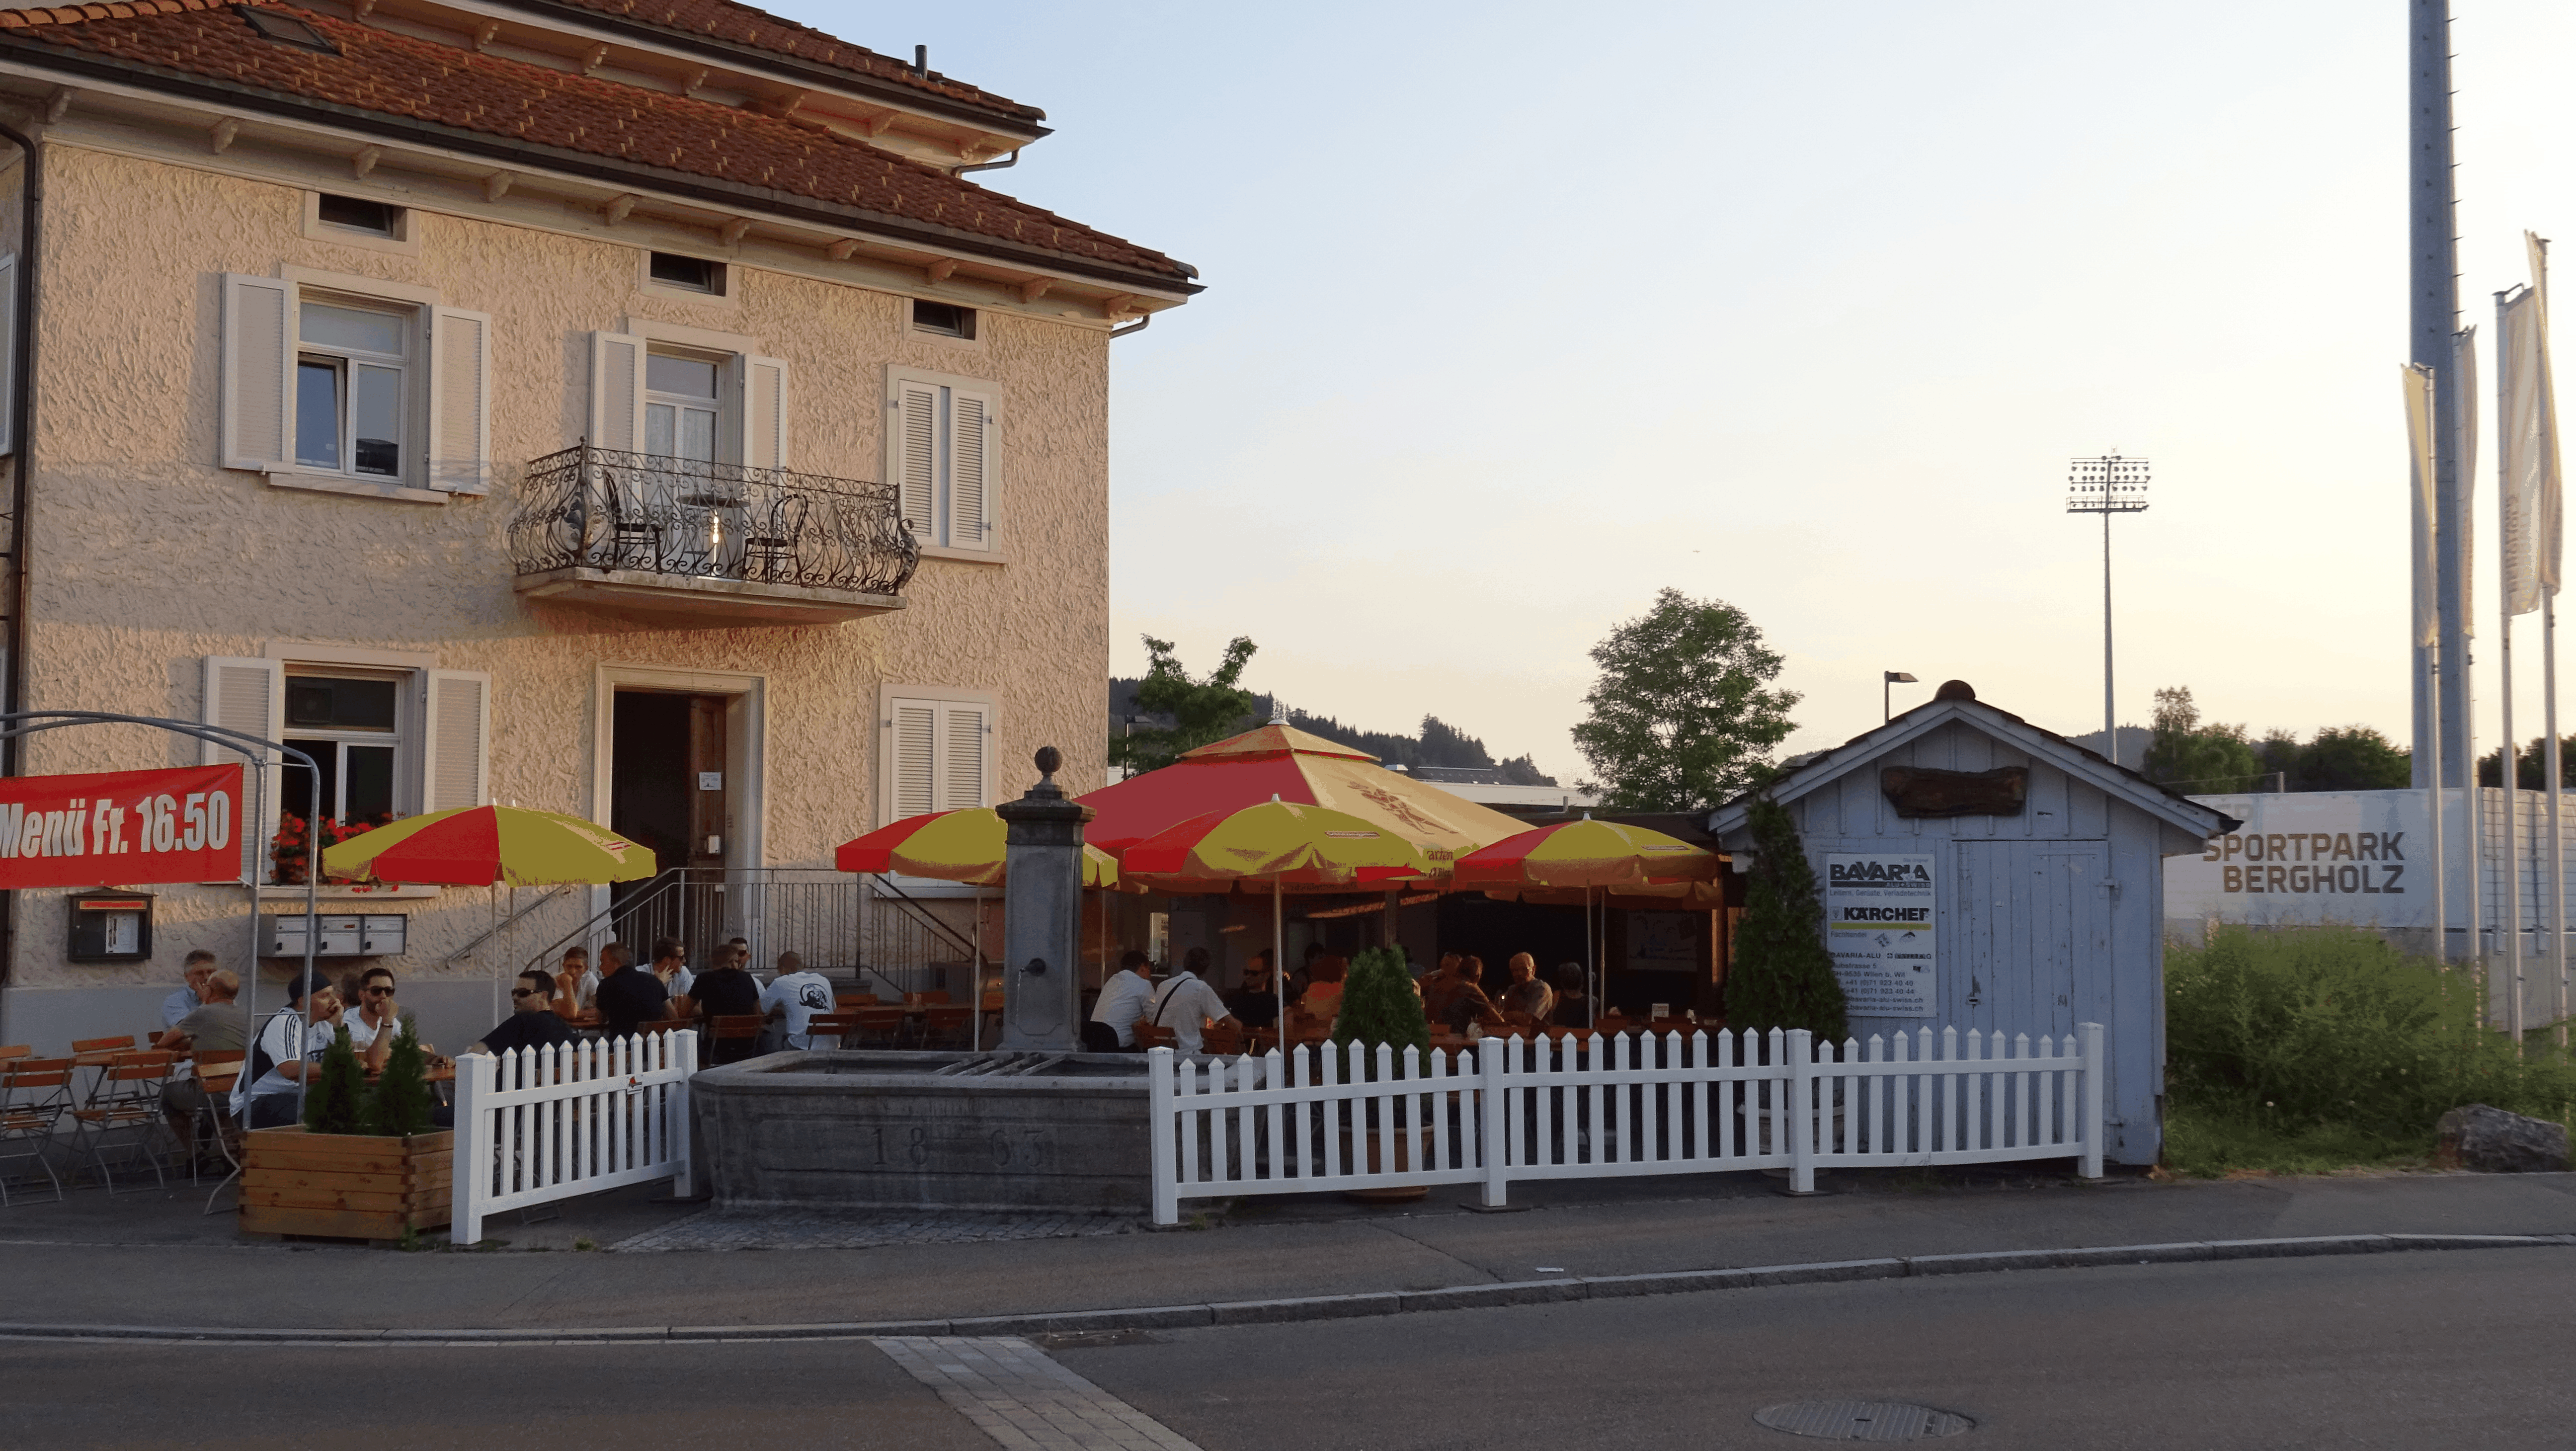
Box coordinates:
[270,814,387,886]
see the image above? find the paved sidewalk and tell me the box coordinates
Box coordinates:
[1,1167,2571,1334]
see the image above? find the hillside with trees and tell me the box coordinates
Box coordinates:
[2143,685,2411,794]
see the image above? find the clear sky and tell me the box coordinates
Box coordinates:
[788,1,2576,783]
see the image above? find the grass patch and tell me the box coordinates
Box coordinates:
[2164,926,2576,1175]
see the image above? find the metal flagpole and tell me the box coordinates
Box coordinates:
[2431,649,2449,965]
[2502,289,2526,1043]
[2548,595,2567,1042]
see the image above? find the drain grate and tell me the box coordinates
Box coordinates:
[1755,1401,1973,1441]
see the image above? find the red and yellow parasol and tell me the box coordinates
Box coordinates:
[836,808,1121,888]
[1451,816,1725,1026]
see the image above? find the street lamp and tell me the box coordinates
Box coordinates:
[1883,671,1917,723]
[2066,454,2150,766]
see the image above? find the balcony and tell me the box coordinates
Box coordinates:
[507,445,921,626]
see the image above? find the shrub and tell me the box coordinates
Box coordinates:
[301,1025,366,1135]
[1329,946,1430,1067]
[2166,925,2576,1141]
[1723,796,1848,1042]
[361,1022,437,1138]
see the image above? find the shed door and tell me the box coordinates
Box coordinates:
[1952,841,2107,1040]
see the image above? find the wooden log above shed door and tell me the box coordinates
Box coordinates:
[1951,840,2107,1040]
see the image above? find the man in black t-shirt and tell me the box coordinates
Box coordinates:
[691,945,762,1019]
[467,970,576,1058]
[595,946,670,1038]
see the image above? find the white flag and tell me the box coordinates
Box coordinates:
[2407,362,2440,647]
[2457,326,2478,638]
[2502,286,2548,615]
[2529,231,2563,598]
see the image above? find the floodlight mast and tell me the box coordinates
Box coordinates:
[2066,455,2150,767]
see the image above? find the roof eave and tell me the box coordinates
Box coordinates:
[0,42,1194,295]
[484,0,1051,137]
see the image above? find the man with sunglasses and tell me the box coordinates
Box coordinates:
[465,969,576,1058]
[342,966,436,1072]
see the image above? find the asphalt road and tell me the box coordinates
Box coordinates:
[6,1248,2571,1450]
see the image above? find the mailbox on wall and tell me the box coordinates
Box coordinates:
[260,913,406,960]
[67,892,153,963]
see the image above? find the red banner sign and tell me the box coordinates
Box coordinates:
[0,764,246,887]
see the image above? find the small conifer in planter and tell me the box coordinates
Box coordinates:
[301,1025,367,1134]
[1724,796,1850,1047]
[361,1023,437,1138]
[1328,946,1430,1073]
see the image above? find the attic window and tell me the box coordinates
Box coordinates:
[316,193,399,237]
[239,7,338,53]
[648,252,723,294]
[912,300,974,339]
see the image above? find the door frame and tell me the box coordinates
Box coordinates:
[589,663,766,924]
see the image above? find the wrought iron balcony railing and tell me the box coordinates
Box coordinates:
[507,444,921,601]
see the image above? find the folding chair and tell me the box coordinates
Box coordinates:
[0,1045,33,1063]
[70,1035,135,1058]
[1133,1023,1178,1052]
[191,1055,247,1214]
[1200,1022,1248,1057]
[69,1051,178,1195]
[919,1006,972,1049]
[850,1006,904,1049]
[0,1057,72,1205]
[834,992,879,1010]
[803,1013,859,1049]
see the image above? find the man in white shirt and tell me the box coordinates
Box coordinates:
[237,972,342,1129]
[341,966,436,1071]
[1147,947,1240,1056]
[161,952,216,1031]
[759,952,835,1051]
[1086,951,1158,1051]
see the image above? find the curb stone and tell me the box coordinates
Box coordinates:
[0,1233,2560,1345]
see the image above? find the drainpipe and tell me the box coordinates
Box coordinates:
[956,148,1018,177]
[0,115,38,1048]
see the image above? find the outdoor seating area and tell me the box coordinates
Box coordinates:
[0,1032,247,1208]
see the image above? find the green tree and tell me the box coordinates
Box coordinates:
[301,1025,367,1135]
[2298,726,2411,791]
[1328,946,1431,1068]
[1723,797,1848,1041]
[1110,636,1260,775]
[1571,588,1798,812]
[360,1023,437,1138]
[2143,686,2264,793]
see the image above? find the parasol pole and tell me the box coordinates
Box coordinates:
[972,887,983,1052]
[1275,879,1286,1037]
[1586,883,1597,1029]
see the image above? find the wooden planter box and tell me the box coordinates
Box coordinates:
[239,1126,453,1243]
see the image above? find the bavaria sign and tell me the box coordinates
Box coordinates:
[0,763,246,887]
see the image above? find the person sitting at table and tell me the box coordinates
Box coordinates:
[162,951,217,1031]
[692,944,763,1023]
[465,970,577,1057]
[596,943,671,1038]
[236,972,341,1130]
[1549,962,1591,1026]
[1437,956,1508,1034]
[758,951,836,1052]
[1083,950,1157,1052]
[554,947,598,1018]
[342,966,436,1072]
[648,936,696,1014]
[1300,955,1348,1023]
[1500,952,1554,1022]
[1419,953,1465,1024]
[1145,947,1239,1056]
[157,968,246,1151]
[1222,950,1280,1033]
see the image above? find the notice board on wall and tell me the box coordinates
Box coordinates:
[1825,852,1936,1017]
[0,764,246,888]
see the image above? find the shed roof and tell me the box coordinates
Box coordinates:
[1705,687,2239,849]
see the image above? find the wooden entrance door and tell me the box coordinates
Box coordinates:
[1951,840,2107,1041]
[688,695,728,873]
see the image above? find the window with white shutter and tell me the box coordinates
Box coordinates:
[885,368,1000,552]
[427,307,492,493]
[744,355,789,472]
[201,655,283,882]
[419,669,491,813]
[588,331,645,453]
[221,274,295,472]
[882,691,991,824]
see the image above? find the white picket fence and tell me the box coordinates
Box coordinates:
[1147,1023,2102,1224]
[450,1030,697,1244]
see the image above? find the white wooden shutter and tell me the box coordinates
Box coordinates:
[744,355,789,472]
[221,274,295,472]
[420,669,491,812]
[949,385,994,551]
[201,656,282,882]
[889,699,937,821]
[587,330,644,453]
[0,254,18,457]
[892,377,937,540]
[427,306,493,492]
[939,700,989,809]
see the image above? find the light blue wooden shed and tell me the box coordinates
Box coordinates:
[1705,681,2235,1166]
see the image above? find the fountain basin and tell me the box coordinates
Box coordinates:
[690,1050,1154,1212]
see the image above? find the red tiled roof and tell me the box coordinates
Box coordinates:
[530,0,1041,124]
[0,0,1185,282]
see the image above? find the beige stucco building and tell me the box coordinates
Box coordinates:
[0,0,1195,1050]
